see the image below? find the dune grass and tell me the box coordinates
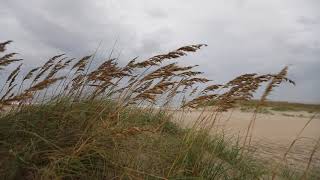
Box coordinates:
[0,100,267,179]
[239,100,320,113]
[0,40,319,179]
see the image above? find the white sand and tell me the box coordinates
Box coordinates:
[172,109,320,168]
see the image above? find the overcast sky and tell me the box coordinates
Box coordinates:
[1,0,319,103]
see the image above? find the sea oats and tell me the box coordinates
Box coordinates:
[23,67,41,81]
[72,55,92,73]
[0,40,13,52]
[6,63,22,86]
[27,76,65,92]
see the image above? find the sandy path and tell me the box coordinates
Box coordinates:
[172,109,320,169]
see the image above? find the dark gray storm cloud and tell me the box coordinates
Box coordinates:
[0,0,319,103]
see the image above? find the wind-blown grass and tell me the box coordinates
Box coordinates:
[0,101,267,179]
[0,40,318,179]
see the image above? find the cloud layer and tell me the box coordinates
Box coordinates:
[1,0,319,103]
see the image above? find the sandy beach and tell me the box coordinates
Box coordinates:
[172,109,320,168]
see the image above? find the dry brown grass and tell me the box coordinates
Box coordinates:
[0,40,318,179]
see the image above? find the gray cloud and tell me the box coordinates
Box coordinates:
[0,0,319,103]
